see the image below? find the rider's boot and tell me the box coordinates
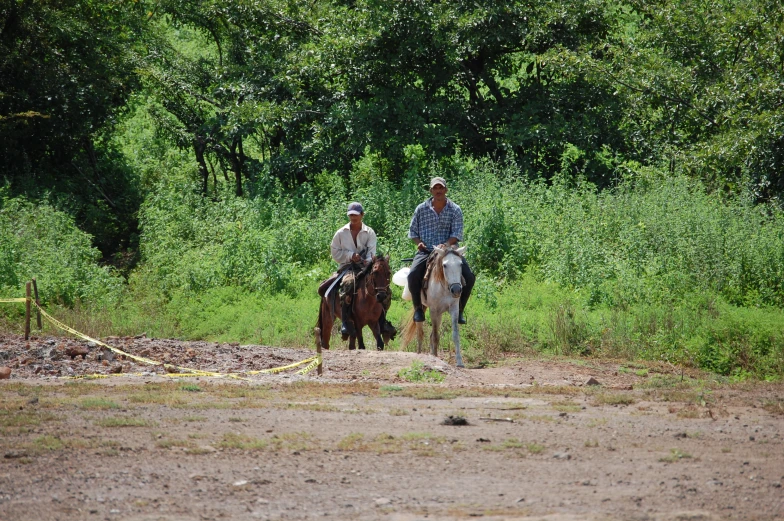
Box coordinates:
[341,301,356,340]
[413,306,425,323]
[458,310,467,325]
[380,311,397,340]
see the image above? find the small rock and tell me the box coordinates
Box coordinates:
[553,452,571,460]
[255,498,269,504]
[5,450,28,459]
[584,377,601,386]
[476,438,491,443]
[442,415,469,426]
[374,498,391,506]
[109,365,123,374]
[0,366,11,379]
[65,346,88,360]
[232,480,250,489]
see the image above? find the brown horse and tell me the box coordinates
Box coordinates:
[315,255,392,351]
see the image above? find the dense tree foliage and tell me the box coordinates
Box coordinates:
[0,0,146,258]
[2,0,783,256]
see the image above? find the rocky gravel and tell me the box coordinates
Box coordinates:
[1,333,783,521]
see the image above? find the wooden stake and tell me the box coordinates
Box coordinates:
[24,282,31,340]
[316,338,323,376]
[32,278,41,330]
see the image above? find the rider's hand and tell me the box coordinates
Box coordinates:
[417,242,428,252]
[351,253,361,263]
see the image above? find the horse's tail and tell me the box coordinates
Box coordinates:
[400,308,418,347]
[314,301,324,351]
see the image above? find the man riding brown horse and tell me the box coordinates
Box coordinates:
[318,202,396,340]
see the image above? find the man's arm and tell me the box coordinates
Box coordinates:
[411,237,428,252]
[330,230,353,265]
[364,229,378,262]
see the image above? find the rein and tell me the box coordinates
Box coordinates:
[365,259,390,295]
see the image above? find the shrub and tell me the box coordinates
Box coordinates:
[0,194,123,307]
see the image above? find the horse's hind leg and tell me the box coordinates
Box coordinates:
[356,328,366,350]
[317,299,333,351]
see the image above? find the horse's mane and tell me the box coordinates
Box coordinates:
[361,254,389,289]
[429,245,459,287]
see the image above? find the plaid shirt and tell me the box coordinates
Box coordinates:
[408,197,464,249]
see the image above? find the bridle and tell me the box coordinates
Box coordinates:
[366,258,391,296]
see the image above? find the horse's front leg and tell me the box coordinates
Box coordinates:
[450,303,464,368]
[430,311,441,358]
[357,327,366,350]
[370,321,384,351]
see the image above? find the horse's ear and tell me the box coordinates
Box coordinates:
[456,246,467,256]
[433,246,445,255]
[385,253,390,262]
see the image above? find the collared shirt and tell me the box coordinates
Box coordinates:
[331,222,377,268]
[408,197,464,249]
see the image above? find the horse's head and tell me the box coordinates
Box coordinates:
[433,245,466,299]
[369,254,391,303]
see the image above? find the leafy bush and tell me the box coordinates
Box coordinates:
[0,194,123,307]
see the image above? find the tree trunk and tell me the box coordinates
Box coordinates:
[194,136,209,196]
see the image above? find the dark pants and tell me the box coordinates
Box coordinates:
[407,251,475,312]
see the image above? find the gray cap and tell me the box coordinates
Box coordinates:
[347,202,364,215]
[430,177,447,188]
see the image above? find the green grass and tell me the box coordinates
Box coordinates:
[79,398,121,410]
[95,416,153,428]
[398,361,446,383]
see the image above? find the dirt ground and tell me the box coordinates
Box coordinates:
[1,333,783,521]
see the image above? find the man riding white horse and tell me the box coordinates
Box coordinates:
[407,177,475,324]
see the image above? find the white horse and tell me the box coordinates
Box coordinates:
[401,245,466,367]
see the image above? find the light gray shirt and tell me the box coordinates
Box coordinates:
[331,223,377,268]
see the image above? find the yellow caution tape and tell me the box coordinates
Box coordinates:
[0,297,28,303]
[246,356,318,375]
[297,356,322,375]
[32,301,322,379]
